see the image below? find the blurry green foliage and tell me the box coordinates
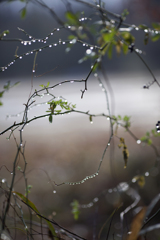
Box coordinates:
[0,81,19,106]
[71,199,80,220]
[140,129,160,146]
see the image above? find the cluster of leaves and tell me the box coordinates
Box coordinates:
[118,137,129,168]
[132,175,145,188]
[0,29,9,39]
[0,81,19,106]
[140,129,160,146]
[25,185,33,196]
[46,99,76,123]
[112,115,131,128]
[139,22,160,45]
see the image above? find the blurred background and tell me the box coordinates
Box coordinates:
[0,0,160,239]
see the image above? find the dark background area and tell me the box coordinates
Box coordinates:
[0,0,160,79]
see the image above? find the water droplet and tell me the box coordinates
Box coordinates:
[32,69,35,73]
[86,49,92,55]
[21,41,24,44]
[68,26,71,29]
[11,172,13,175]
[39,49,42,51]
[3,33,6,36]
[97,4,100,7]
[117,182,129,192]
[30,51,33,54]
[53,190,56,194]
[132,178,136,183]
[57,28,60,31]
[93,197,99,203]
[2,179,6,183]
[135,27,139,31]
[94,73,98,77]
[145,172,149,177]
[43,41,46,43]
[144,29,148,33]
[24,41,27,45]
[102,88,105,91]
[54,43,57,46]
[62,42,65,44]
[49,45,52,47]
[32,39,36,42]
[72,39,77,44]
[90,121,93,124]
[51,32,53,35]
[137,139,141,144]
[29,36,32,39]
[38,39,41,42]
[70,80,74,83]
[65,47,70,53]
[19,56,22,59]
[108,189,112,193]
[83,43,86,46]
[108,143,110,146]
[46,37,48,40]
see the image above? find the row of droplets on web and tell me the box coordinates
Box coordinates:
[2,19,157,72]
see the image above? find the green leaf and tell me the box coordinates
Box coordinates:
[140,136,147,142]
[45,220,58,239]
[13,191,58,239]
[46,81,50,87]
[107,43,113,59]
[151,32,160,42]
[13,191,40,214]
[122,43,128,55]
[68,34,77,40]
[49,115,53,123]
[0,101,3,106]
[121,9,129,20]
[21,7,27,19]
[0,91,4,98]
[39,84,44,88]
[3,81,10,90]
[2,30,10,36]
[152,22,160,30]
[123,115,130,122]
[103,29,117,43]
[121,32,135,45]
[139,24,148,30]
[146,132,150,137]
[71,199,80,220]
[147,139,152,146]
[65,11,79,26]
